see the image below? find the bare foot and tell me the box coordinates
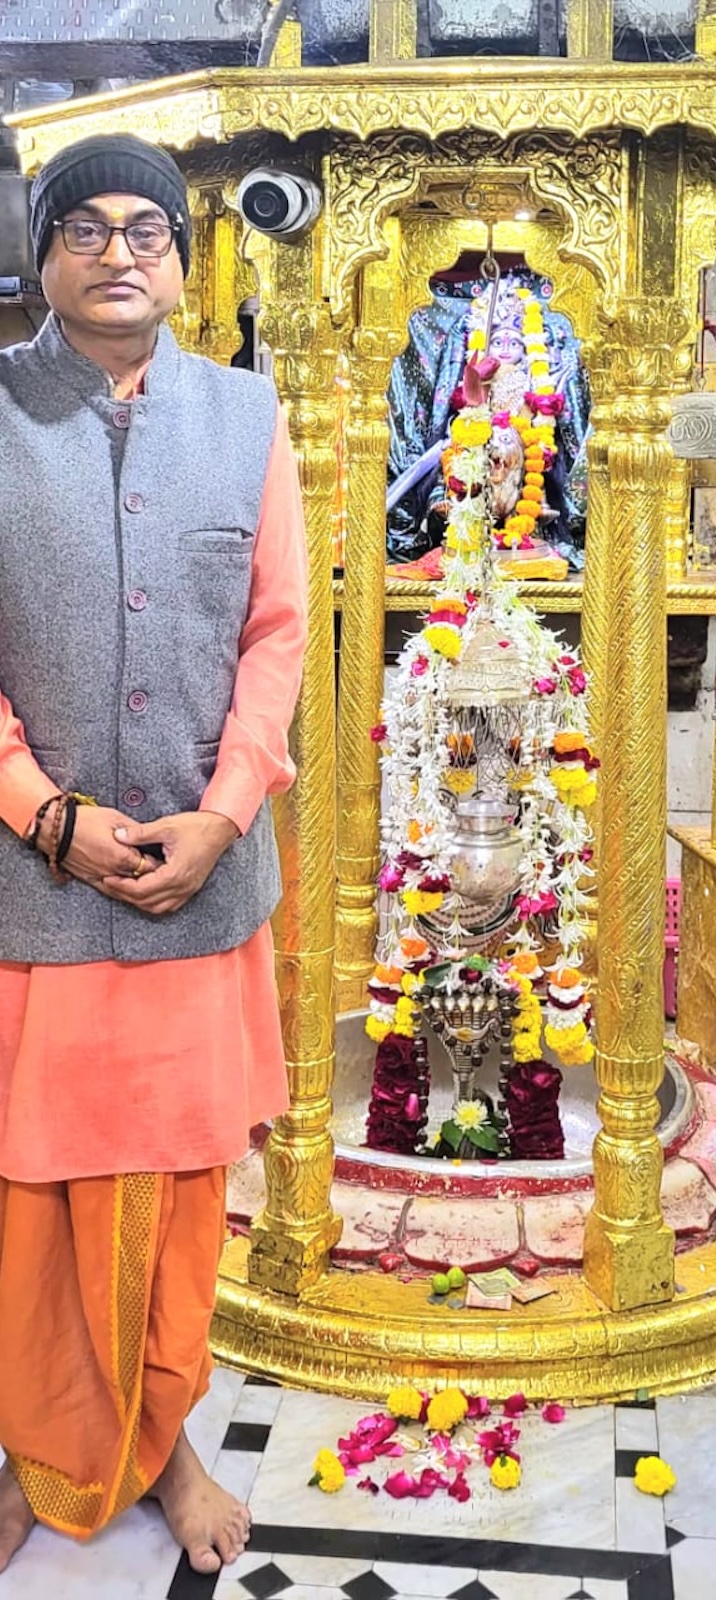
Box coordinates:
[152,1429,250,1573]
[0,1462,35,1572]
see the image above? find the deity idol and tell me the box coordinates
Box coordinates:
[386,268,589,566]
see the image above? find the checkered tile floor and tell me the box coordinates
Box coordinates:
[2,1369,712,1599]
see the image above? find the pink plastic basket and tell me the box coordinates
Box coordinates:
[664,877,681,1020]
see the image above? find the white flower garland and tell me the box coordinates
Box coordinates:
[367,365,597,1071]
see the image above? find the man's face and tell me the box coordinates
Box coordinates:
[41,192,184,335]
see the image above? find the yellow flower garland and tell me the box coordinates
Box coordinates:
[465,285,559,550]
[424,623,463,660]
[403,888,445,916]
[509,971,543,1063]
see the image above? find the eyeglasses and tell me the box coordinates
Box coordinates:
[53,217,180,258]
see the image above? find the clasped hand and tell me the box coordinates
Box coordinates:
[38,804,237,916]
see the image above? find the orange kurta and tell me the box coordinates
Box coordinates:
[0,406,307,1183]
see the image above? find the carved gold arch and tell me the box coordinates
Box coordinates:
[395,214,600,350]
[326,129,625,328]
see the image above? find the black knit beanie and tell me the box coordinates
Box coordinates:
[30,133,192,276]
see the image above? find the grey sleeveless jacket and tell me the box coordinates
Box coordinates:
[0,313,281,964]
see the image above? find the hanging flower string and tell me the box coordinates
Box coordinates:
[365,307,599,1153]
[468,285,561,551]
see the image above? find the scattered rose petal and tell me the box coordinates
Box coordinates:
[503,1393,527,1418]
[466,1395,491,1419]
[378,1251,403,1274]
[448,1472,472,1502]
[383,1467,449,1500]
[357,1476,380,1495]
[542,1403,566,1424]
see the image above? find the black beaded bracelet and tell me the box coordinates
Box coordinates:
[25,794,61,853]
[55,795,77,868]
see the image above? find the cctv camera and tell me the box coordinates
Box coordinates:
[236,168,322,241]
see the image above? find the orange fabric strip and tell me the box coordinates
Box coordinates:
[0,1167,226,1538]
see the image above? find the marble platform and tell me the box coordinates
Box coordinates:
[3,1365,715,1599]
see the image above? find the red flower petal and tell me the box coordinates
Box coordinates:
[542,1403,566,1424]
[467,1395,491,1420]
[503,1393,527,1418]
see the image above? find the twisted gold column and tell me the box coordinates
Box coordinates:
[583,299,690,1312]
[248,272,343,1293]
[578,355,613,970]
[580,354,614,762]
[335,245,404,1013]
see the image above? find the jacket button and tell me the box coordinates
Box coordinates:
[127,690,148,713]
[113,409,131,429]
[124,492,144,512]
[127,589,147,611]
[123,787,146,808]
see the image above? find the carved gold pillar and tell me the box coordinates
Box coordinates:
[712,717,716,848]
[583,299,690,1312]
[638,131,691,582]
[336,237,404,1012]
[271,0,302,66]
[369,0,418,58]
[565,0,613,57]
[580,350,613,761]
[578,351,613,968]
[664,456,692,580]
[248,238,343,1294]
[697,0,716,54]
[173,193,250,364]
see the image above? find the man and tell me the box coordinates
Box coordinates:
[0,134,307,1573]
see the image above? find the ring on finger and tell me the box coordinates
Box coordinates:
[131,856,151,879]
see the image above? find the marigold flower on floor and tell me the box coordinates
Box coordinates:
[634,1456,676,1496]
[491,1453,522,1490]
[387,1385,424,1422]
[310,1448,346,1493]
[426,1387,469,1432]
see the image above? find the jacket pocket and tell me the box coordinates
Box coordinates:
[178,530,253,556]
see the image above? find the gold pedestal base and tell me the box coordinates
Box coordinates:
[212,1234,716,1403]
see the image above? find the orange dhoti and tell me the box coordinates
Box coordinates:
[0,1167,226,1537]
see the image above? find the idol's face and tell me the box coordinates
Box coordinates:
[41,192,184,337]
[491,326,526,365]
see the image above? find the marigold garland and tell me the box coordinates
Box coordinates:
[468,284,559,551]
